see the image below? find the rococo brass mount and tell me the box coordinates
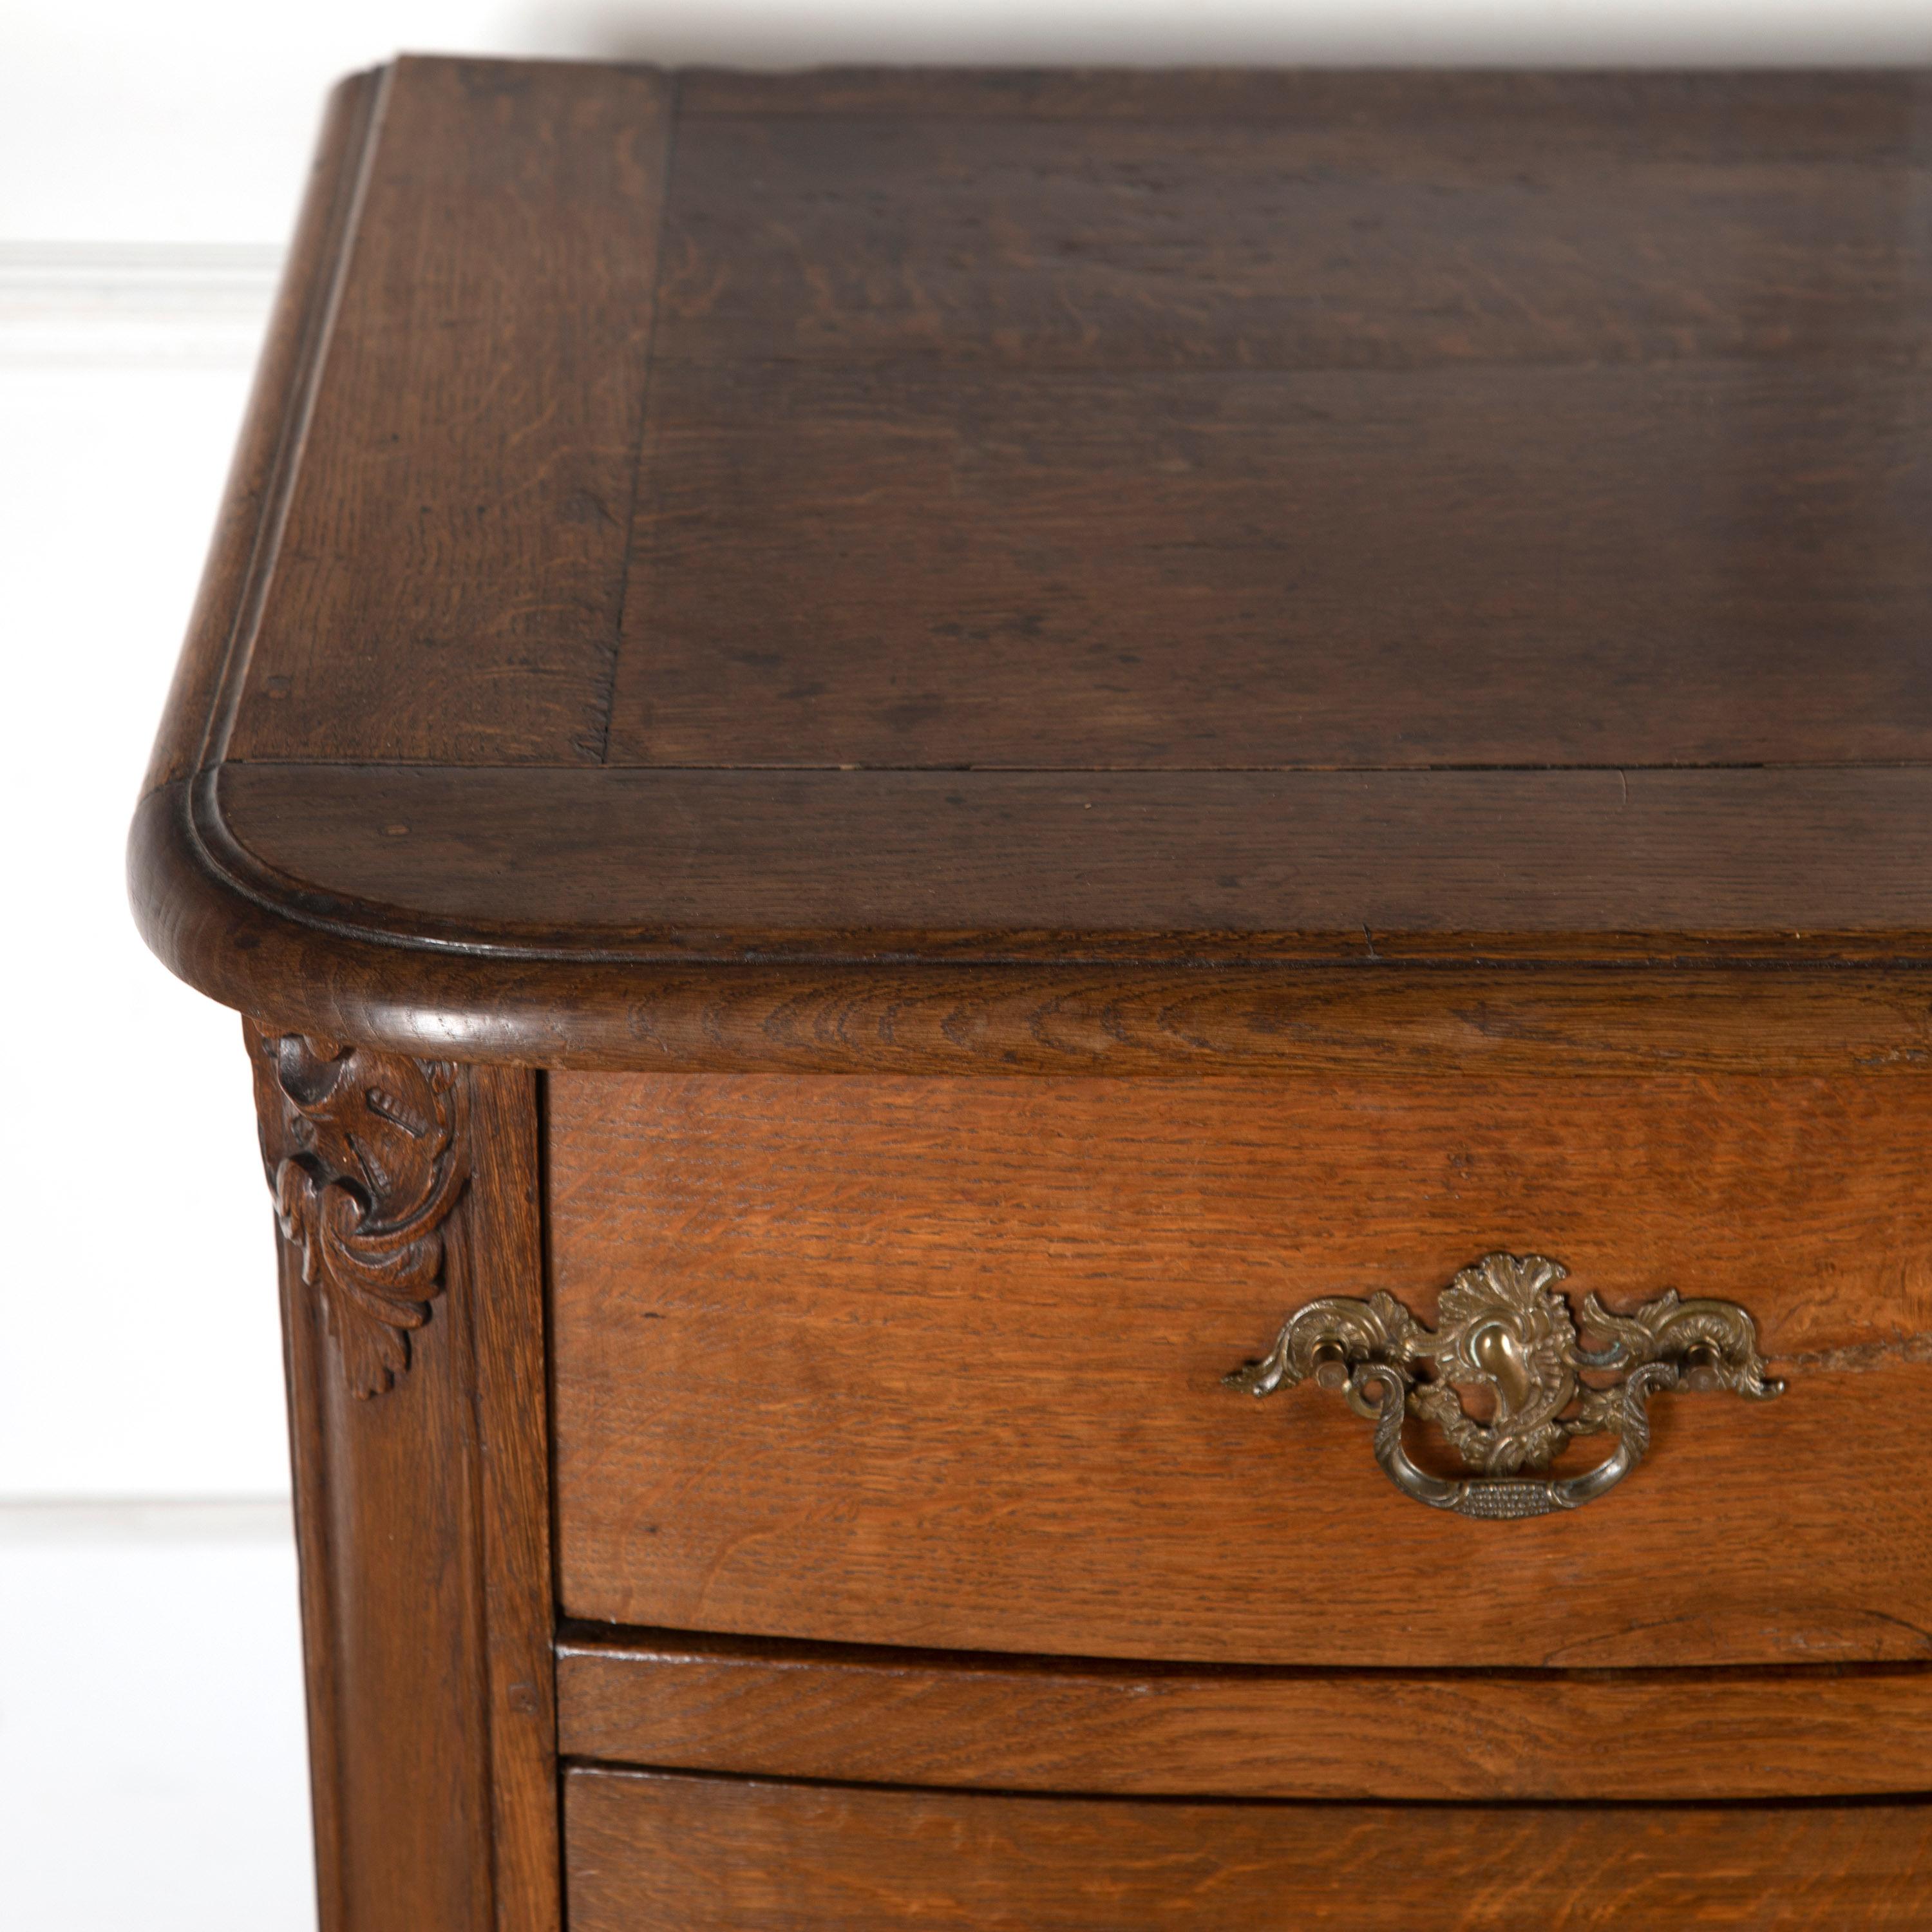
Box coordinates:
[1226,1253,1783,1519]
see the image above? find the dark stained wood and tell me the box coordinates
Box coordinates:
[654,81,1932,370]
[551,1071,1932,1667]
[676,66,1932,154]
[221,56,672,769]
[214,761,1932,960]
[564,1768,1932,1931]
[256,1027,558,1932]
[125,784,1932,1073]
[554,1628,1932,1803]
[622,77,1932,772]
[608,355,1932,770]
[130,59,1932,1065]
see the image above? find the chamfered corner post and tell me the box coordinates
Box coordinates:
[245,1020,558,1932]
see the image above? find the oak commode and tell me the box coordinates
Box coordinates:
[131,55,1932,1929]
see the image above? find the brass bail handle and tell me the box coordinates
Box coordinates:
[1224,1253,1783,1521]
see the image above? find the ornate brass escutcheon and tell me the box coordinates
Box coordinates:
[1224,1253,1783,1519]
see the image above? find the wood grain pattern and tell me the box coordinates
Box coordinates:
[135,62,1932,1929]
[215,761,1932,960]
[555,1629,1932,1802]
[467,1066,562,1932]
[551,1071,1932,1667]
[625,77,1932,770]
[653,83,1932,369]
[129,60,1932,1065]
[135,64,1932,1922]
[126,782,1932,1072]
[676,67,1932,151]
[222,56,672,768]
[608,355,1932,770]
[252,1034,468,1397]
[563,1768,1932,1931]
[260,1028,558,1932]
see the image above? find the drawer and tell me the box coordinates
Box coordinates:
[555,1627,1932,1801]
[564,1768,1932,1931]
[550,1072,1932,1668]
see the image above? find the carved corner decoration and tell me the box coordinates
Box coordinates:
[251,1030,469,1399]
[1225,1252,1783,1520]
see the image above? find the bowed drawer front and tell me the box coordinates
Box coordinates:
[550,1070,1932,1671]
[564,1770,1932,1932]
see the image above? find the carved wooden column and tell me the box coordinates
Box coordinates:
[248,1025,558,1932]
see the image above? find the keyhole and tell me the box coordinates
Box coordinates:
[1470,1321,1534,1412]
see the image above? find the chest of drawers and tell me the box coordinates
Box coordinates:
[131,55,1932,1929]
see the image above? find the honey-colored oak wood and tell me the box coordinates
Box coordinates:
[256,1027,558,1932]
[552,1070,1932,1667]
[555,1629,1932,1803]
[563,1769,1932,1931]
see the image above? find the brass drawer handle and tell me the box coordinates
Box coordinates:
[1225,1253,1783,1520]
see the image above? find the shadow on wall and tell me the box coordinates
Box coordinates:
[503,0,1932,71]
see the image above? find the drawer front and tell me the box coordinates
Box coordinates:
[555,1630,1932,1802]
[551,1072,1932,1668]
[565,1768,1932,1931]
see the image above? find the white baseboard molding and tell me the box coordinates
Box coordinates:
[0,1496,294,1540]
[0,242,279,368]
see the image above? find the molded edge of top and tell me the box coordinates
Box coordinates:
[129,776,1932,1075]
[125,56,1932,1073]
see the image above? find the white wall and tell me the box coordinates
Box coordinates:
[0,230,313,1925]
[0,1507,314,1932]
[1,5,1927,1928]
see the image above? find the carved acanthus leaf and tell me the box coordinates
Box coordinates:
[251,1030,468,1397]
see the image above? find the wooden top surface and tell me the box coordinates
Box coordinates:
[132,57,1932,1066]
